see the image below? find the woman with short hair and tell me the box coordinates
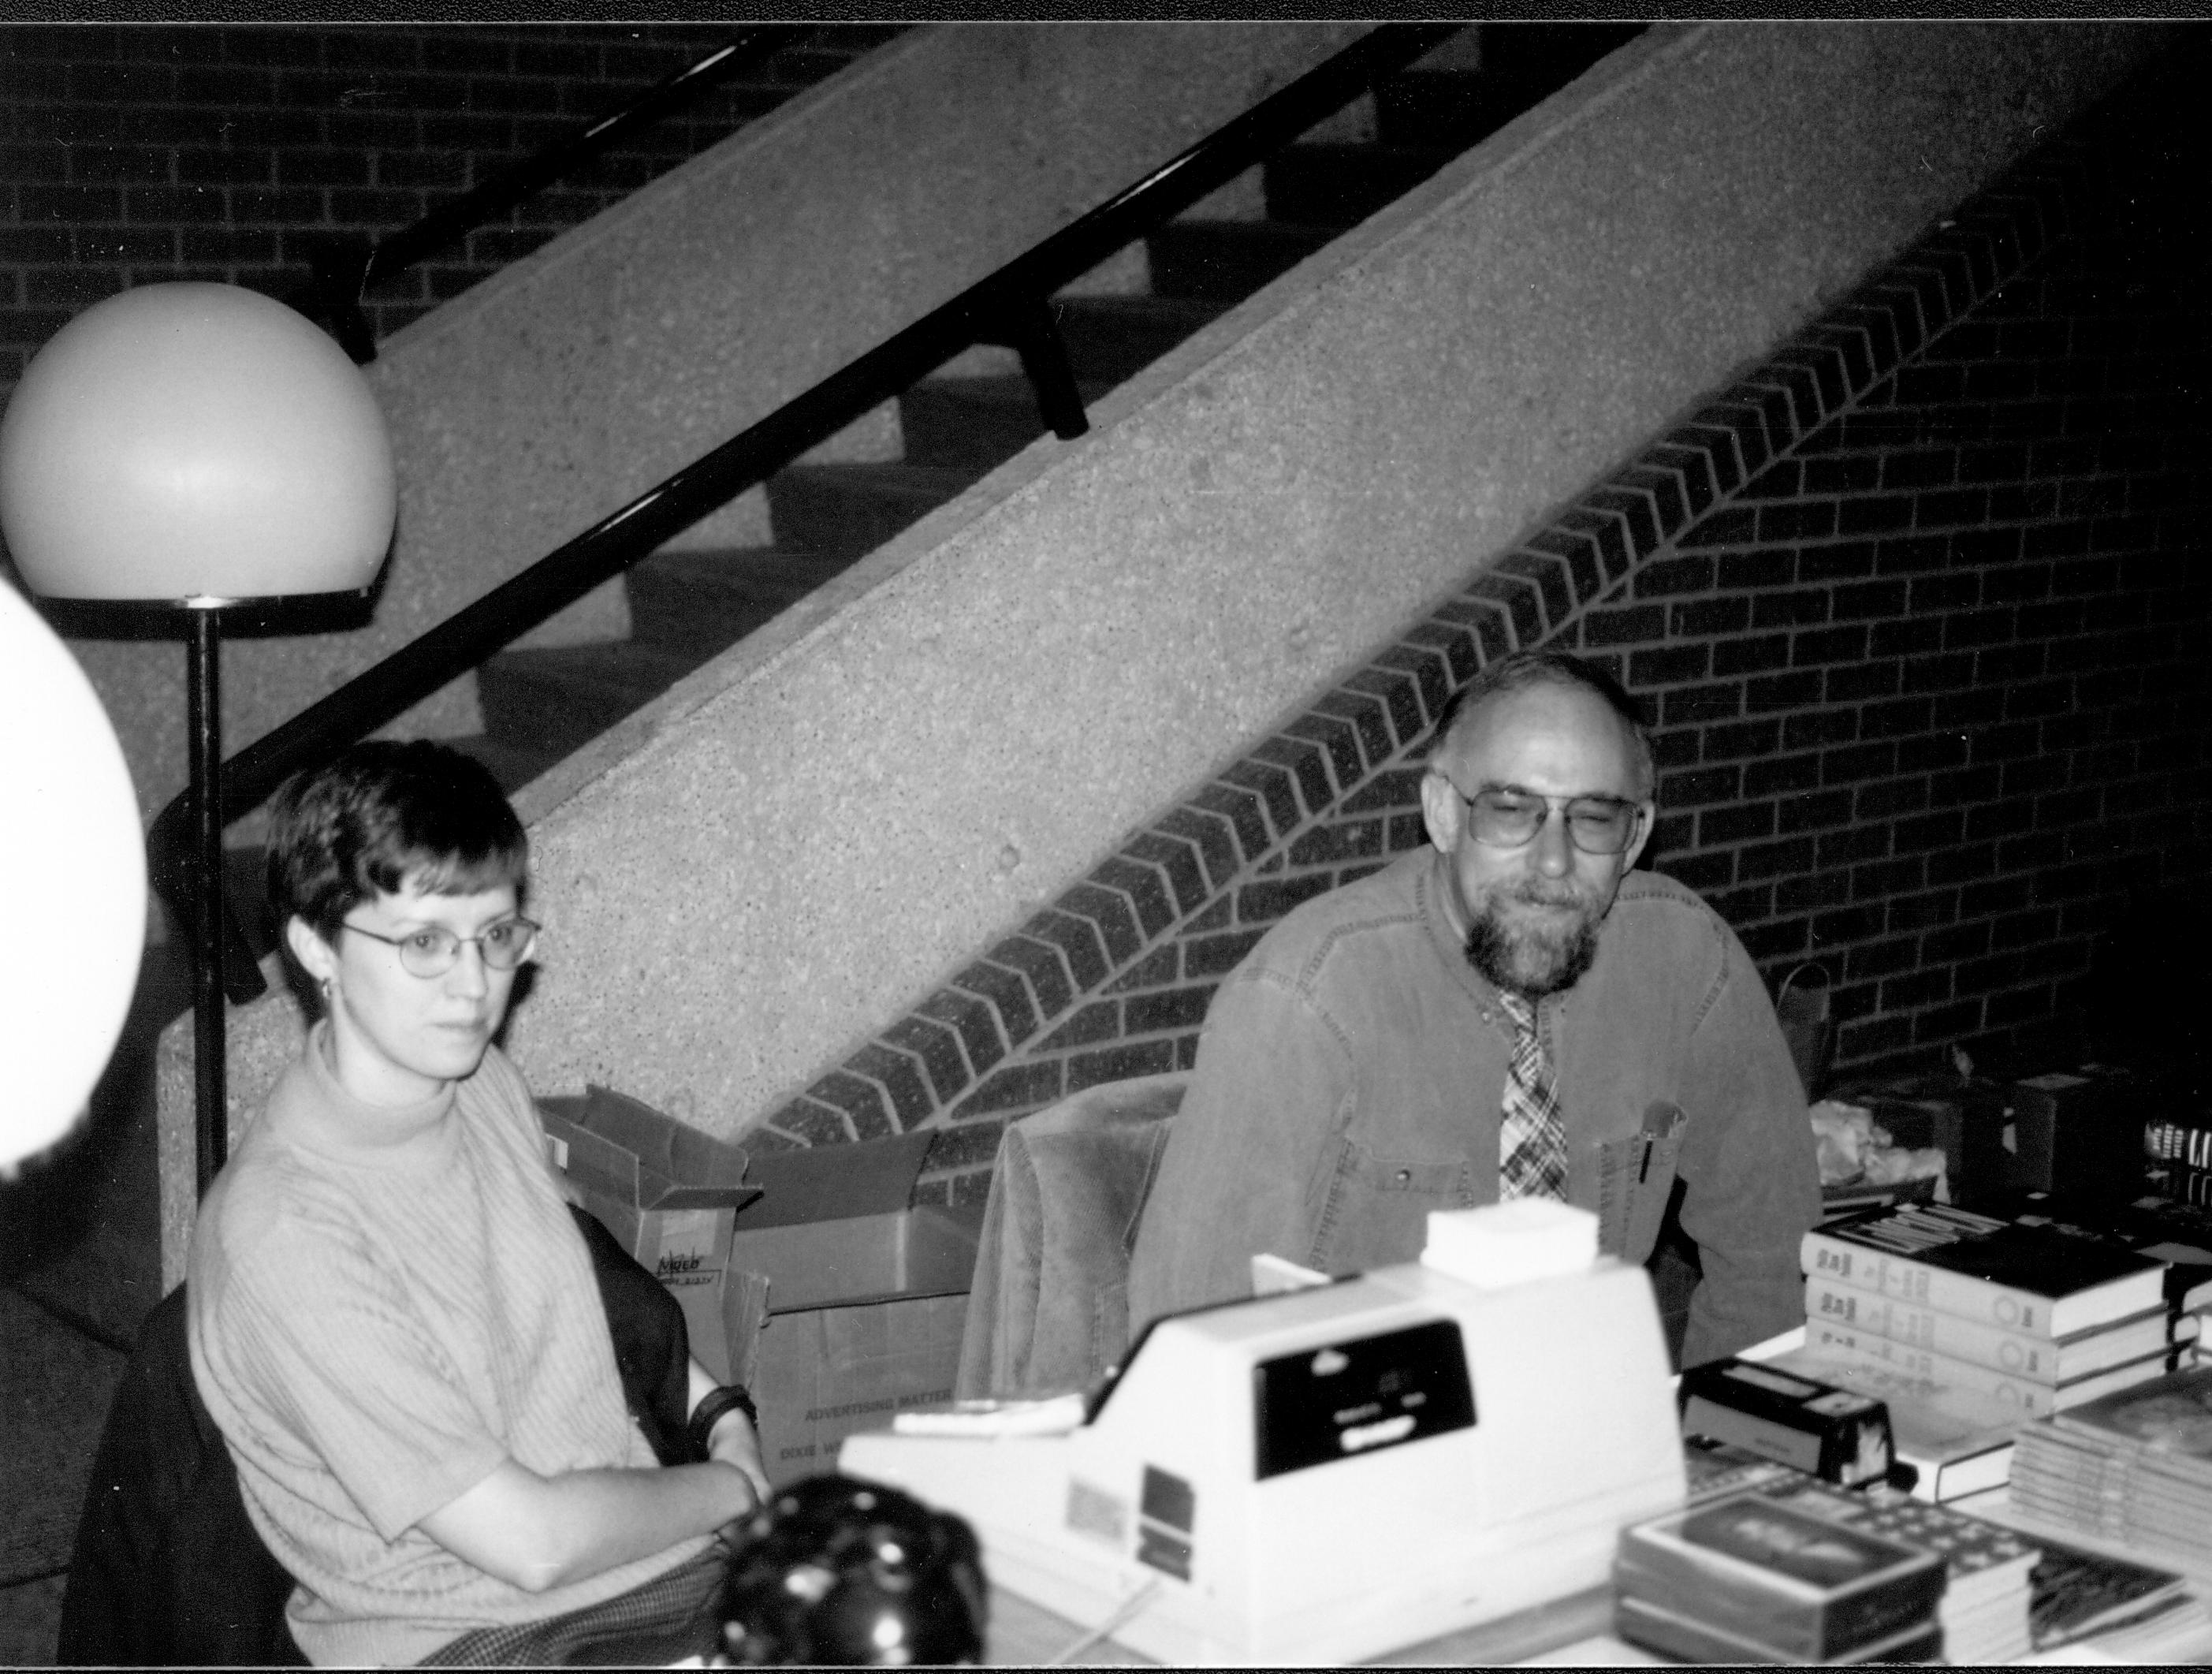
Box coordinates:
[188,740,765,1666]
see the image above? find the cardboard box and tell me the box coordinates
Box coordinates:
[727,1130,985,1486]
[538,1086,765,1385]
[1834,1073,2014,1204]
[750,1292,970,1487]
[730,1129,983,1313]
[2004,1064,2147,1200]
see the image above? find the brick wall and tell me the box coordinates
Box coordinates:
[743,54,2211,1201]
[0,23,903,391]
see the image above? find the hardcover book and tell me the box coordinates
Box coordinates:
[2048,1363,2212,1489]
[1612,1590,1944,1667]
[1800,1202,2164,1337]
[1765,1345,2023,1501]
[1803,1274,2170,1381]
[1614,1491,1944,1661]
[1802,1317,2170,1415]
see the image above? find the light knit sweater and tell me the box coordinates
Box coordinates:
[187,1026,707,1667]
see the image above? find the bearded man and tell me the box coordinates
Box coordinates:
[1126,650,1819,1367]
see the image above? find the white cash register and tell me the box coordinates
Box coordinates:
[840,1200,1685,1665]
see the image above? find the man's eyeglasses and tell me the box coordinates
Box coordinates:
[341,918,541,979]
[1454,785,1643,856]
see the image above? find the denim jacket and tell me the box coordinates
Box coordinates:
[1127,848,1819,1367]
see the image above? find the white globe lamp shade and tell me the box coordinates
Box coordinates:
[0,580,145,1174]
[0,281,395,601]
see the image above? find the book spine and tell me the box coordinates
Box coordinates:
[1803,1276,2076,1379]
[1800,1226,2060,1336]
[2145,1121,2212,1167]
[2147,1159,2212,1209]
[1802,1319,2057,1416]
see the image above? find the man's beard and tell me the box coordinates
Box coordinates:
[1462,877,1607,997]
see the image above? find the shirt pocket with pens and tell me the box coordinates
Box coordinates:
[1596,1099,1686,1264]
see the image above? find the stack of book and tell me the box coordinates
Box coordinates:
[1800,1202,2173,1419]
[2012,1363,2212,1571]
[1759,1478,2036,1662]
[1612,1492,1946,1663]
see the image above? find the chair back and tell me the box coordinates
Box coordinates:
[954,1072,1188,1401]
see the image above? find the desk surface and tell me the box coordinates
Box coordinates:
[987,1582,1622,1666]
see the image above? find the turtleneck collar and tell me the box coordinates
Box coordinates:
[263,1020,462,1168]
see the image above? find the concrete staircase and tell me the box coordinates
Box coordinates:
[441,26,1642,788]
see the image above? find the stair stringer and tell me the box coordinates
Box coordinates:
[160,19,2171,1281]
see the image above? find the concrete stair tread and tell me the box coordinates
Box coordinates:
[627,545,857,653]
[899,374,1115,471]
[1145,218,1343,300]
[766,462,978,565]
[486,638,707,692]
[441,733,568,796]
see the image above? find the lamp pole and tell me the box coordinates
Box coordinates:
[187,602,228,1193]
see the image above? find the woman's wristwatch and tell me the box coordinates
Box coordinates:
[687,1382,760,1464]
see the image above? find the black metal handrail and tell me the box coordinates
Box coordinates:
[291,25,815,364]
[151,23,1462,1002]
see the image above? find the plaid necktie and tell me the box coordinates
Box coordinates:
[1497,992,1569,1201]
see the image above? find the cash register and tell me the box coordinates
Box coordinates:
[840,1200,1685,1665]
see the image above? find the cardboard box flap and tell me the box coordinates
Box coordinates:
[736,1129,935,1229]
[541,1110,645,1204]
[536,1085,761,1213]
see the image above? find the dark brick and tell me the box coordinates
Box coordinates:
[1313,687,1398,772]
[1048,889,1136,972]
[1713,634,1792,677]
[1524,527,1610,602]
[998,929,1082,1020]
[764,1098,858,1148]
[1751,590,1830,630]
[947,961,1035,1057]
[844,1042,936,1130]
[1838,494,1914,536]
[1671,598,1750,638]
[954,1062,1065,1120]
[1038,1001,1120,1053]
[951,955,1044,1043]
[881,1015,972,1108]
[1660,683,1744,726]
[1343,767,1424,816]
[1739,837,1818,882]
[1776,871,1852,913]
[1398,620,1482,692]
[1739,919,1812,962]
[1126,986,1215,1036]
[1677,508,1756,550]
[1238,871,1336,926]
[1793,624,1870,667]
[1745,671,1824,714]
[1186,928,1264,979]
[1582,487,1663,561]
[1134,822,1225,911]
[1069,1039,1179,1090]
[1587,604,1668,647]
[1030,906,1115,999]
[922,1120,1004,1173]
[1778,789,1856,834]
[1089,856,1177,941]
[1252,734,1336,822]
[1190,782,1274,871]
[1289,818,1387,868]
[1467,569,1546,647]
[802,1070,894,1142]
[1342,665,1428,754]
[1719,550,1799,592]
[1745,752,1825,799]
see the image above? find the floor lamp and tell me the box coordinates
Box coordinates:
[0,282,397,1195]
